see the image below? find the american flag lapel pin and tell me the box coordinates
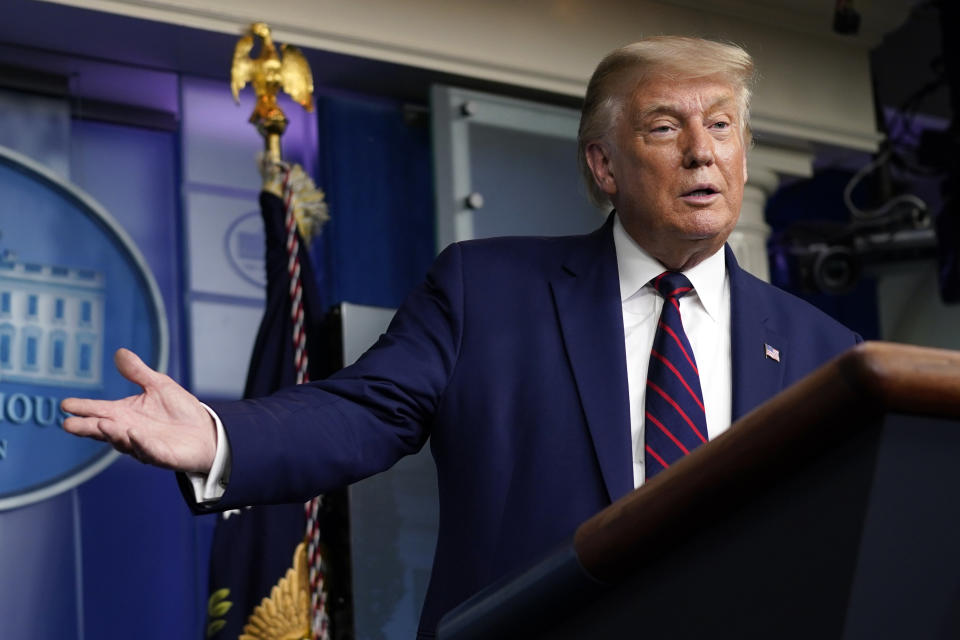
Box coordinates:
[764,343,781,362]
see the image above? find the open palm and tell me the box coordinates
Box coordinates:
[62,348,217,473]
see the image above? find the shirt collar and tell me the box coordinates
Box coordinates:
[612,213,727,323]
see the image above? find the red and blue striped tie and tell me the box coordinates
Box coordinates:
[644,271,708,479]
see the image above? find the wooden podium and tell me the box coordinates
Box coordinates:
[437,342,960,639]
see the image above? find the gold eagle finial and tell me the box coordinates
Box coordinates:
[230,22,314,162]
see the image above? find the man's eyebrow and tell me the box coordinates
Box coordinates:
[633,94,737,125]
[704,94,737,114]
[633,103,681,123]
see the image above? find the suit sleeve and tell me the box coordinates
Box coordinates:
[189,243,466,510]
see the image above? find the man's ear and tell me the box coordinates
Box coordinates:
[585,141,618,196]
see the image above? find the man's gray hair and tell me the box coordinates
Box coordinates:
[577,36,756,208]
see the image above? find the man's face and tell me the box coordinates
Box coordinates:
[588,74,748,270]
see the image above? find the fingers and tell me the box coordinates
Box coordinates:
[63,413,164,466]
[114,348,163,390]
[62,415,109,440]
[61,396,119,418]
[62,416,135,458]
[61,396,132,450]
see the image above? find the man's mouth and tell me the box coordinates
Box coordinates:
[682,185,719,197]
[680,185,721,204]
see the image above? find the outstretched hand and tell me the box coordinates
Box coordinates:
[62,348,217,473]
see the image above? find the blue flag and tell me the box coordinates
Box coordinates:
[204,188,343,639]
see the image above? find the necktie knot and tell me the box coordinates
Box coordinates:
[652,271,694,300]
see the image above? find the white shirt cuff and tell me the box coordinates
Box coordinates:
[185,402,231,504]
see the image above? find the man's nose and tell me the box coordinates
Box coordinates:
[682,127,715,168]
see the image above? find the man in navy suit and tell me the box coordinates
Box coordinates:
[64,36,860,638]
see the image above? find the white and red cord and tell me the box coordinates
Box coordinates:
[282,168,329,640]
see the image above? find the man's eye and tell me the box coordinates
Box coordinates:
[711,121,730,130]
[651,125,672,133]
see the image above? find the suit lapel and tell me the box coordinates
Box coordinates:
[726,245,787,421]
[550,236,786,500]
[550,217,633,503]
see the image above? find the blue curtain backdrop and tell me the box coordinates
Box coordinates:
[312,93,435,310]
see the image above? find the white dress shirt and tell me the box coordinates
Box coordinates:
[613,215,732,488]
[191,215,734,501]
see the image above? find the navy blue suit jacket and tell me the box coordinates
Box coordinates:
[205,215,861,638]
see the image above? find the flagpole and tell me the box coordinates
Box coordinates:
[259,112,287,164]
[228,21,330,640]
